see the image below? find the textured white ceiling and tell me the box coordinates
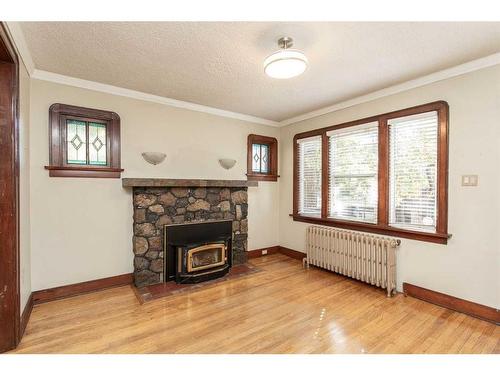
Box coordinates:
[20,22,500,122]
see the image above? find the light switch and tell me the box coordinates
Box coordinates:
[462,175,478,186]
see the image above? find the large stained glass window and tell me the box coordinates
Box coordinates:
[252,143,270,173]
[66,119,107,166]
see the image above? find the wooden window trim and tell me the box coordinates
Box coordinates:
[292,101,450,244]
[246,134,279,182]
[45,103,123,178]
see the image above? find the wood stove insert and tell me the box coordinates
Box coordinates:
[164,220,232,284]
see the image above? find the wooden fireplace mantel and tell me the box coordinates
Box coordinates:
[122,178,258,188]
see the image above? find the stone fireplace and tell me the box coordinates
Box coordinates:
[122,178,257,287]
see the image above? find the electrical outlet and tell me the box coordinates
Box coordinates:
[262,249,268,255]
[462,175,478,186]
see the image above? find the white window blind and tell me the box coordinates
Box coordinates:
[389,111,438,232]
[327,122,378,223]
[298,136,322,217]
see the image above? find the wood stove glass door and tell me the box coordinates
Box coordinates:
[187,244,226,272]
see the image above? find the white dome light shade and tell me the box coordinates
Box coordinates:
[264,49,308,79]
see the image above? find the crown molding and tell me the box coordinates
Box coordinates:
[30,52,500,128]
[279,52,500,126]
[6,20,499,128]
[31,69,279,126]
[4,21,35,75]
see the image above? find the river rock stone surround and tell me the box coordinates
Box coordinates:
[131,186,249,287]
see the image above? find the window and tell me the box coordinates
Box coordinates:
[252,143,270,173]
[298,136,322,216]
[66,120,108,166]
[247,134,278,181]
[292,101,449,244]
[389,111,438,232]
[328,122,378,223]
[45,103,123,178]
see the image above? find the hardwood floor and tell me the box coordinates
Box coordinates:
[11,254,500,354]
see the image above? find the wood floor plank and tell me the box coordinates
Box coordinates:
[10,254,500,354]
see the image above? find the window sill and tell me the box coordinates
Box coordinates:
[246,173,279,182]
[45,165,124,178]
[289,214,451,244]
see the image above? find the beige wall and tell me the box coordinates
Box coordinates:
[27,64,500,309]
[19,62,31,311]
[29,79,280,291]
[279,65,500,309]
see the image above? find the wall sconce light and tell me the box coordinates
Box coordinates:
[218,158,237,170]
[142,152,166,165]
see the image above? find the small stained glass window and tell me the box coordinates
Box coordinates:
[89,122,107,166]
[247,134,278,182]
[252,143,270,173]
[47,104,121,178]
[67,120,88,165]
[66,119,108,166]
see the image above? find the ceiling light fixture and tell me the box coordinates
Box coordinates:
[264,37,308,79]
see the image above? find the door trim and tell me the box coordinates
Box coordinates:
[0,22,20,353]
